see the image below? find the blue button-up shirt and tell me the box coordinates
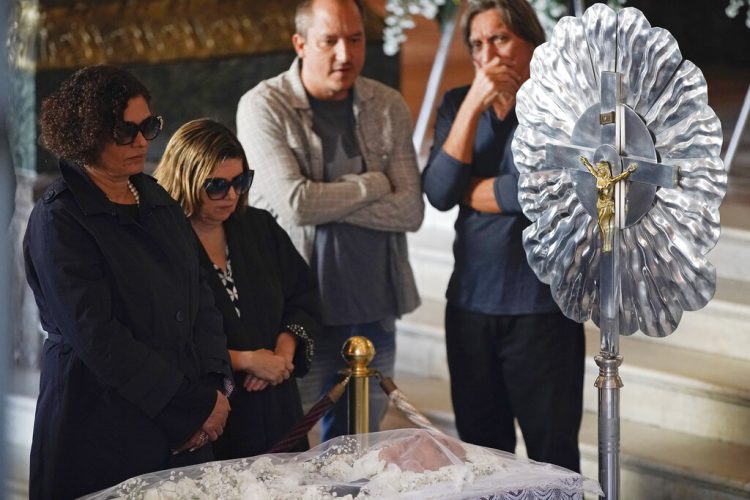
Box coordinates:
[422,86,560,315]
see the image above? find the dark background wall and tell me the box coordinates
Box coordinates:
[34,48,400,174]
[618,0,750,67]
[30,0,401,175]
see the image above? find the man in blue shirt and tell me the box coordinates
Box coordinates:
[422,0,584,472]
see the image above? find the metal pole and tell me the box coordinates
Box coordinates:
[411,7,459,164]
[572,0,586,17]
[341,336,376,435]
[595,162,623,500]
[596,71,624,500]
[595,354,623,499]
[596,239,623,500]
[349,376,369,434]
[723,84,750,172]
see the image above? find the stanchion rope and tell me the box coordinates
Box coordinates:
[267,375,351,453]
[267,372,441,453]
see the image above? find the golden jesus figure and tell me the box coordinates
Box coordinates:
[579,156,637,253]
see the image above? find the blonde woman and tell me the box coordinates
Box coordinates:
[155,119,320,458]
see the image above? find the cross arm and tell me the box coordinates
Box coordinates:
[622,156,679,189]
[545,143,596,172]
[545,144,679,189]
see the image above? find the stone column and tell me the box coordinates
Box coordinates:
[9,0,42,371]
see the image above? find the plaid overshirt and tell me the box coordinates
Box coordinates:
[236,59,423,317]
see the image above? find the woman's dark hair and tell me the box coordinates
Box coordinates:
[39,64,151,166]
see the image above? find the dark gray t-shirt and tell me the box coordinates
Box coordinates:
[308,92,396,327]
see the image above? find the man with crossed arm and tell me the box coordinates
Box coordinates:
[236,0,423,442]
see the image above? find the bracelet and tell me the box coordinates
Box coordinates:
[285,323,314,366]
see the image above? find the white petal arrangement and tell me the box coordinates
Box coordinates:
[726,0,750,28]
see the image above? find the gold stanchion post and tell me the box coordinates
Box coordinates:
[341,336,376,435]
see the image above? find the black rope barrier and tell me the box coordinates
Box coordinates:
[267,375,351,453]
[268,362,441,453]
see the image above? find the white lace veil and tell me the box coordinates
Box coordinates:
[81,429,602,499]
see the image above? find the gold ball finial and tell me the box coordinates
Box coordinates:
[341,336,376,377]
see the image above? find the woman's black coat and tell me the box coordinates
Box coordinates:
[206,207,321,459]
[23,160,232,499]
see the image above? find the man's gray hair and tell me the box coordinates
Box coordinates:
[461,0,546,49]
[295,0,366,37]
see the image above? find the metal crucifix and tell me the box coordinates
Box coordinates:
[512,4,727,499]
[544,71,678,499]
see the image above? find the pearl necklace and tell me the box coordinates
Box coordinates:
[127,180,140,206]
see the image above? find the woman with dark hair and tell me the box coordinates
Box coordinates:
[422,0,585,472]
[154,118,320,459]
[24,65,232,499]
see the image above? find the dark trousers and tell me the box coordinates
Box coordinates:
[445,304,585,472]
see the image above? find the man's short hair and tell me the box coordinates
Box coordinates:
[461,0,546,50]
[294,0,366,37]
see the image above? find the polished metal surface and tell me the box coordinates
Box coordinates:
[341,336,376,435]
[514,6,726,498]
[512,3,727,338]
[341,336,376,378]
[570,105,659,227]
[349,377,370,435]
[596,354,623,500]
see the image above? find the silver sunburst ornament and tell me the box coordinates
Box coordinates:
[512,4,727,338]
[512,5,727,498]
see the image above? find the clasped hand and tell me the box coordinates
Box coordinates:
[242,349,294,391]
[465,57,524,119]
[173,390,230,454]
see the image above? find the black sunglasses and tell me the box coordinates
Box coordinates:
[113,115,163,146]
[203,170,254,200]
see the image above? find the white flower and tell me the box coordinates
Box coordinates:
[352,450,386,477]
[725,0,750,28]
[382,0,445,55]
